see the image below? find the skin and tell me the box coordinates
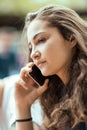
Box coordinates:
[0,79,42,130]
[15,19,77,130]
[27,20,76,84]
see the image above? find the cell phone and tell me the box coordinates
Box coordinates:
[29,65,47,86]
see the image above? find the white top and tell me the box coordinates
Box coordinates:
[0,74,43,130]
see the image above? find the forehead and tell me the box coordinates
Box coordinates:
[27,19,48,32]
[27,20,49,41]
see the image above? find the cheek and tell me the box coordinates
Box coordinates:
[45,44,72,68]
[40,41,72,75]
[43,43,61,60]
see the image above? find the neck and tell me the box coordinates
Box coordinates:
[56,69,69,86]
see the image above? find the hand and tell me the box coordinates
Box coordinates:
[14,62,49,109]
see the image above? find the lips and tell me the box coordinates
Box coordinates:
[35,60,46,68]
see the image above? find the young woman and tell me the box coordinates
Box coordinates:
[15,5,87,130]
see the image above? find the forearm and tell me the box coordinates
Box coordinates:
[16,121,33,130]
[16,107,33,130]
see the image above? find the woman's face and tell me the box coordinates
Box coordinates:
[27,20,75,78]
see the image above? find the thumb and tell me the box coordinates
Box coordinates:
[37,79,49,96]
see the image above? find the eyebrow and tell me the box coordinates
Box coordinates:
[33,31,46,40]
[28,31,46,45]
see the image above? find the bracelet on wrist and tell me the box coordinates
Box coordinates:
[16,117,32,122]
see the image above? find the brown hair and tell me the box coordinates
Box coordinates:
[24,5,87,130]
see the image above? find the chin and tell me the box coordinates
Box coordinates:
[41,70,48,76]
[41,70,53,77]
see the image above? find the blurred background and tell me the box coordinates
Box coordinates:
[0,0,87,78]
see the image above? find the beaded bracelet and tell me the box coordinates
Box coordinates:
[16,117,32,122]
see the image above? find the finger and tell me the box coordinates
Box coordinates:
[26,62,34,68]
[27,79,49,105]
[20,67,32,82]
[20,62,35,81]
[15,78,28,90]
[15,77,36,93]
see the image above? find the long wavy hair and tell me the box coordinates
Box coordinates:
[23,5,87,130]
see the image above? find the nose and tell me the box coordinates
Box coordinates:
[30,50,41,60]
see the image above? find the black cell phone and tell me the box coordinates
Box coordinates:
[29,65,47,86]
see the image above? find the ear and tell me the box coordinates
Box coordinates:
[71,39,77,48]
[70,36,77,48]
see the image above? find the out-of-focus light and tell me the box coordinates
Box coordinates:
[30,0,47,3]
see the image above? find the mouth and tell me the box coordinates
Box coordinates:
[36,61,46,68]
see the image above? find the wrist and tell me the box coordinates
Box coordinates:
[16,107,31,119]
[16,117,32,122]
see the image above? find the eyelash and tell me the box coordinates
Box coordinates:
[37,38,46,44]
[29,38,46,53]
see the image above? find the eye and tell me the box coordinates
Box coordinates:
[37,37,46,44]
